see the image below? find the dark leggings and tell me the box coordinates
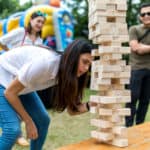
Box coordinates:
[126,69,150,127]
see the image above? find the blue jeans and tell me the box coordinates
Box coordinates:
[0,85,50,150]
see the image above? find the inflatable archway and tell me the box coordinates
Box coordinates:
[0,3,74,51]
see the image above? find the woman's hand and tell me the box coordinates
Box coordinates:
[25,119,38,140]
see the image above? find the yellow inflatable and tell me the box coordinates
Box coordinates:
[0,22,3,36]
[0,2,74,51]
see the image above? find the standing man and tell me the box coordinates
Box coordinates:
[126,3,150,127]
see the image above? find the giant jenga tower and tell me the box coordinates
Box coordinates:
[88,0,131,147]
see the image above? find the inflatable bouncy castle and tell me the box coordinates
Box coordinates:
[0,0,74,51]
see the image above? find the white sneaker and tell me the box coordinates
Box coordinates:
[16,137,29,147]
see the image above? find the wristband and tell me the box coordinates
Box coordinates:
[86,102,90,111]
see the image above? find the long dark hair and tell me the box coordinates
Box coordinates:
[26,11,46,37]
[52,39,93,112]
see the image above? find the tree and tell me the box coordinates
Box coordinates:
[65,0,88,38]
[0,0,32,19]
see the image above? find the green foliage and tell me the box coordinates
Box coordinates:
[0,0,32,19]
[16,1,32,12]
[66,0,88,38]
[127,0,150,27]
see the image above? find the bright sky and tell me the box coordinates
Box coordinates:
[19,0,32,5]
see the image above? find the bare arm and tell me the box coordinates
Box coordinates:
[4,78,38,139]
[130,40,150,55]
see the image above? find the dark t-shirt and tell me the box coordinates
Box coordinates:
[129,24,150,70]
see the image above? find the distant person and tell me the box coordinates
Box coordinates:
[0,10,46,50]
[126,3,150,127]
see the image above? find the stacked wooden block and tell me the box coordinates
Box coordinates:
[88,0,131,147]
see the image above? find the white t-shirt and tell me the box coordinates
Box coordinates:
[0,27,43,48]
[0,45,61,95]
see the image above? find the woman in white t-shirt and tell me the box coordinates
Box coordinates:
[0,11,46,146]
[0,11,46,50]
[0,39,93,150]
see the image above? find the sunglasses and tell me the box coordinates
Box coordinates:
[140,12,150,17]
[35,11,47,17]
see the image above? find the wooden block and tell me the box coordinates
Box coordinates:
[99,108,113,116]
[91,65,130,76]
[92,35,129,44]
[90,81,99,91]
[98,72,115,78]
[106,4,116,11]
[97,78,111,85]
[110,84,125,90]
[98,65,122,72]
[99,97,117,104]
[98,85,112,91]
[115,72,131,78]
[110,138,128,147]
[106,90,131,96]
[89,10,127,18]
[98,46,130,54]
[116,16,126,23]
[111,103,122,109]
[91,71,130,79]
[92,2,107,11]
[89,16,126,28]
[106,0,127,5]
[116,108,131,116]
[112,126,127,137]
[90,95,100,103]
[90,106,98,114]
[91,77,111,85]
[122,65,131,72]
[93,23,128,36]
[88,0,127,5]
[91,130,114,141]
[92,47,130,57]
[91,119,113,128]
[120,78,130,84]
[110,114,125,124]
[116,96,131,103]
[99,60,126,66]
[98,84,124,91]
[117,4,127,11]
[101,54,122,60]
[111,78,130,85]
[90,96,131,104]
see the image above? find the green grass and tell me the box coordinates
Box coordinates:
[3,89,150,150]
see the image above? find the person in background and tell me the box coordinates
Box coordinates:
[0,39,94,150]
[0,10,46,146]
[126,3,150,127]
[0,10,46,50]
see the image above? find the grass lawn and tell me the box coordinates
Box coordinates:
[8,89,150,149]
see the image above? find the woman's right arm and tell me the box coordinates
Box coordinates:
[0,27,25,51]
[4,78,38,140]
[0,42,9,51]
